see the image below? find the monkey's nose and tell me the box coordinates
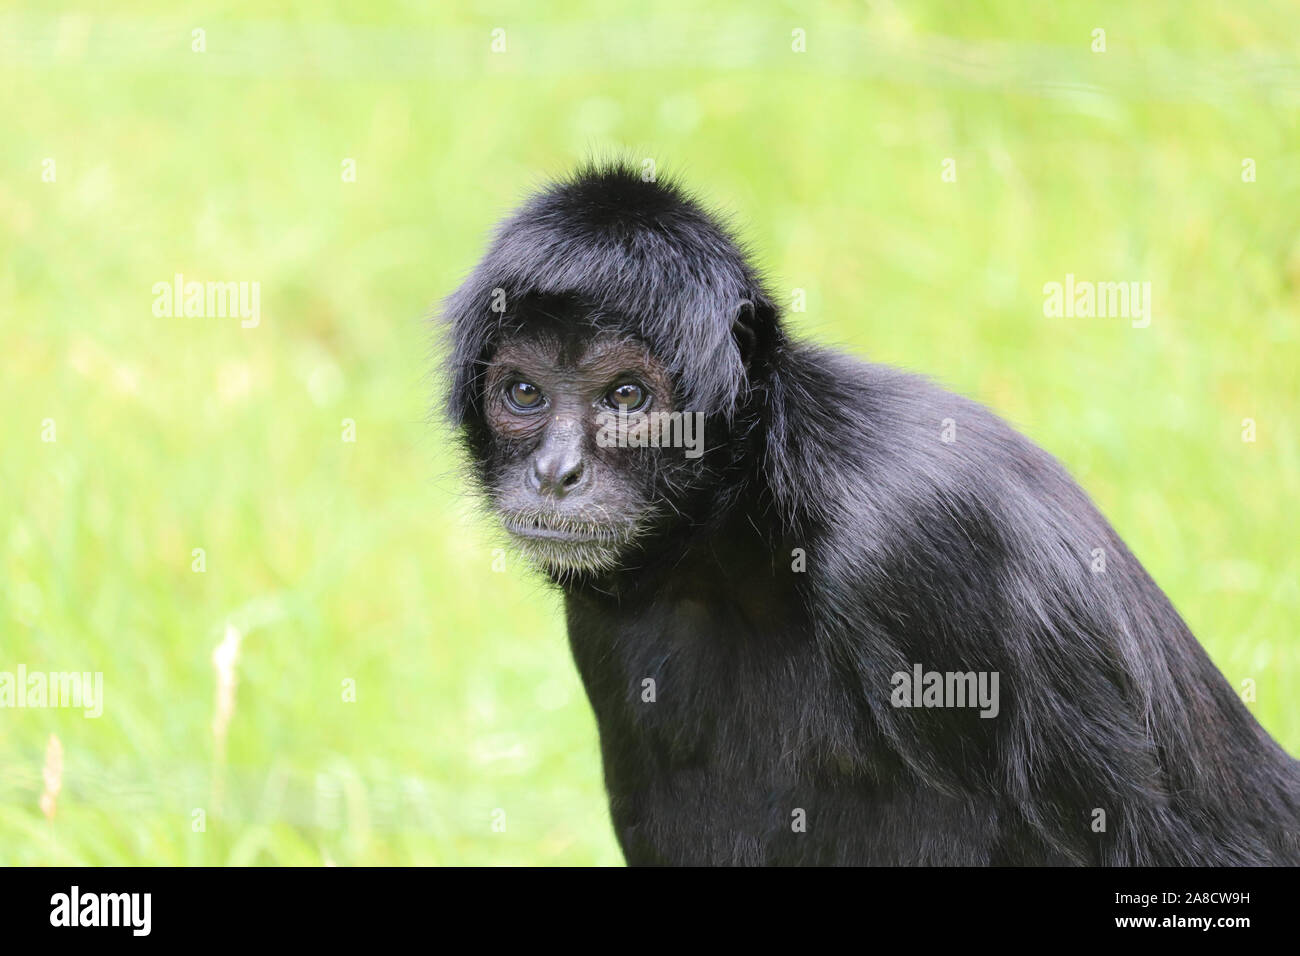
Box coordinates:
[529,451,585,498]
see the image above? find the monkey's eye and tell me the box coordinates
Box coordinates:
[605,382,648,412]
[506,381,544,410]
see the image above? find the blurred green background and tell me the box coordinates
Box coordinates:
[1,1,1297,865]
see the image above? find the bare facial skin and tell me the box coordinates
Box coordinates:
[483,331,677,576]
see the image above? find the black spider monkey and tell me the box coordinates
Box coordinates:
[443,162,1300,866]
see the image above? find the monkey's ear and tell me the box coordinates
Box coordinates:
[732,299,759,369]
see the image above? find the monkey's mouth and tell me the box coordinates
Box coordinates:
[501,514,629,545]
[499,512,639,575]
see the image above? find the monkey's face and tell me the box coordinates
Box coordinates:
[479,329,689,577]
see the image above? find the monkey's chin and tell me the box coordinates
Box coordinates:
[511,536,627,578]
[501,516,634,577]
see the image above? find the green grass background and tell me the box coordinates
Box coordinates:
[1,1,1297,865]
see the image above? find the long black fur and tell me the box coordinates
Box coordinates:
[444,162,1300,865]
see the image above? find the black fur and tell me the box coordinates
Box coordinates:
[444,162,1300,865]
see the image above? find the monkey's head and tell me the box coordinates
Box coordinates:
[443,163,781,581]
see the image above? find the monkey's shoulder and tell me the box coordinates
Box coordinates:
[771,348,1088,526]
